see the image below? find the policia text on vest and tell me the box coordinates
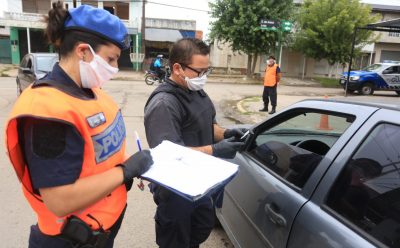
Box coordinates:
[5,4,153,247]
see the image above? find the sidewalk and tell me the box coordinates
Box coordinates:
[222,86,345,124]
[0,63,321,86]
[114,70,263,84]
[0,64,17,77]
[114,70,320,86]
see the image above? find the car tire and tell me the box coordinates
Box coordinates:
[396,90,400,96]
[16,77,22,96]
[358,83,374,95]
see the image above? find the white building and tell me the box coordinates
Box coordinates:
[0,0,201,69]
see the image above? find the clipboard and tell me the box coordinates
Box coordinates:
[141,141,239,202]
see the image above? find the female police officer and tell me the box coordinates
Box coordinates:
[5,2,152,247]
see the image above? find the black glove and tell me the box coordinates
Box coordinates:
[224,128,248,140]
[212,137,245,159]
[120,150,153,184]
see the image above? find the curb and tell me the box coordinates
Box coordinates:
[110,76,322,86]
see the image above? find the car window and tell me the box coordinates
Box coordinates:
[249,111,354,188]
[326,123,400,248]
[26,58,32,70]
[363,63,382,72]
[383,66,400,74]
[20,56,28,68]
[35,56,58,73]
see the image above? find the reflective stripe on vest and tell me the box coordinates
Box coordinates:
[5,85,127,235]
[264,64,279,87]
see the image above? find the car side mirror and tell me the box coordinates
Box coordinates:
[21,67,32,74]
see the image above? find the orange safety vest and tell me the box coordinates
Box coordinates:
[5,85,127,235]
[263,63,279,87]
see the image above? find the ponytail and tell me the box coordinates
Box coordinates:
[44,1,68,48]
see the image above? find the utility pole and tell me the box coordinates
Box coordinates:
[141,0,146,54]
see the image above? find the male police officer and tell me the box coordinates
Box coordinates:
[144,38,246,248]
[260,55,282,114]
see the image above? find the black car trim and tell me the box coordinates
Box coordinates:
[321,205,390,248]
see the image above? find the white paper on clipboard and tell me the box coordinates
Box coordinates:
[141,141,239,200]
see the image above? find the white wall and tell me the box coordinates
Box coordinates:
[145,0,209,36]
[210,40,248,69]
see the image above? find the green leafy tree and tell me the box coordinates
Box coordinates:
[209,0,293,77]
[294,0,380,77]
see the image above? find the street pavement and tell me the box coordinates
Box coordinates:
[0,76,398,247]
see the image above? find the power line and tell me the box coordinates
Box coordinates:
[80,1,210,13]
[131,0,210,13]
[147,1,209,13]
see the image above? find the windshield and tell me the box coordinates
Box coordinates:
[362,64,383,72]
[35,55,58,73]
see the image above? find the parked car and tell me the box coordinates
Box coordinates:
[339,61,400,95]
[218,99,400,248]
[16,53,58,94]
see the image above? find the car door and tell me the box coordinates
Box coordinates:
[381,66,400,89]
[288,108,400,248]
[217,100,377,248]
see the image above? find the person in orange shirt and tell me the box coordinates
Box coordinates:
[260,55,282,114]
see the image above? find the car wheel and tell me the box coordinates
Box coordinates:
[396,90,400,96]
[16,78,22,96]
[358,83,374,95]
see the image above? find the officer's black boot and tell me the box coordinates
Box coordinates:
[259,104,268,112]
[269,106,276,114]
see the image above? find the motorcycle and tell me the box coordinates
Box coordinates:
[145,66,170,85]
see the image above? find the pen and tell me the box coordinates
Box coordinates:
[135,131,145,191]
[135,131,142,151]
[240,130,250,140]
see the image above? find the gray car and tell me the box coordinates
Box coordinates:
[218,99,400,248]
[16,53,58,95]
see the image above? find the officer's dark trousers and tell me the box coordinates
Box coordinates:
[262,85,277,107]
[153,186,215,248]
[28,206,126,248]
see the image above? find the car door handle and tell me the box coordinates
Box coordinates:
[265,203,287,227]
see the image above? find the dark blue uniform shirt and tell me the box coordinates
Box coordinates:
[22,63,93,191]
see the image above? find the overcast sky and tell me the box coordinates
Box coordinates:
[145,0,213,38]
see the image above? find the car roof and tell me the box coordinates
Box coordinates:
[28,53,58,57]
[373,62,399,66]
[301,98,400,112]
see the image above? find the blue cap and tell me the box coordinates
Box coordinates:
[64,5,131,50]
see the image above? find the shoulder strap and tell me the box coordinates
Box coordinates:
[145,82,191,108]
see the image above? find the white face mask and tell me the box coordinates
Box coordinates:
[79,45,119,89]
[185,74,207,91]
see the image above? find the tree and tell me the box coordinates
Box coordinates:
[209,0,293,77]
[294,0,380,77]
